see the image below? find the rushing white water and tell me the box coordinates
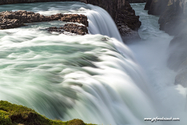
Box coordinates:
[1,1,187,125]
[0,2,161,125]
[128,3,187,125]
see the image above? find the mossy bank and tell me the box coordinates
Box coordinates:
[0,101,95,125]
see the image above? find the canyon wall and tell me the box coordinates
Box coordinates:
[145,0,187,87]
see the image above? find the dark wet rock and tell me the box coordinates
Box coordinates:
[0,0,142,40]
[144,0,152,10]
[144,0,186,36]
[158,0,185,35]
[116,2,141,31]
[84,0,141,37]
[119,24,140,41]
[147,0,169,15]
[47,24,88,35]
[127,0,146,3]
[61,14,88,27]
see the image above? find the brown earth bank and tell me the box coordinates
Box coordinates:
[0,0,142,41]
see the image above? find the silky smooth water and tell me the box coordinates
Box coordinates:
[0,1,186,125]
[128,3,187,125]
[0,2,159,125]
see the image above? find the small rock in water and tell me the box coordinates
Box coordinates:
[46,23,88,35]
[61,14,88,27]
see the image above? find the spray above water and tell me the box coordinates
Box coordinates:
[1,1,186,125]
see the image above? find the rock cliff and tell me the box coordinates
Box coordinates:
[145,0,186,35]
[145,0,169,15]
[145,0,187,87]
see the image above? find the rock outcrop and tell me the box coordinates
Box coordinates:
[47,24,88,35]
[0,10,64,29]
[145,0,169,15]
[116,1,141,40]
[145,0,187,87]
[61,14,88,27]
[144,0,152,10]
[0,0,142,40]
[145,0,186,35]
[83,0,141,37]
[158,0,185,35]
[0,11,88,35]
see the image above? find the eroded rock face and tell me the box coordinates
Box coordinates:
[0,10,89,35]
[158,0,185,35]
[47,24,88,35]
[144,0,152,10]
[145,0,186,36]
[61,14,88,27]
[0,10,64,29]
[147,0,169,15]
[117,2,141,31]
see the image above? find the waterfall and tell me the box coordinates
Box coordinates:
[86,5,123,42]
[0,2,165,125]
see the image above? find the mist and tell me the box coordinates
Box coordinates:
[128,3,187,125]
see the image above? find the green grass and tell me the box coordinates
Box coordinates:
[0,101,96,125]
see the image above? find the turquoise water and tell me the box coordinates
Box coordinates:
[1,2,186,125]
[0,2,158,125]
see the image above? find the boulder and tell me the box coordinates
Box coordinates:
[47,24,88,35]
[61,14,88,27]
[148,0,169,15]
[144,0,152,10]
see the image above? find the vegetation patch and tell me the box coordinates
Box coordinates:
[0,101,95,125]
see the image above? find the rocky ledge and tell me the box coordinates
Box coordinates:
[0,0,143,41]
[61,14,88,27]
[0,100,95,125]
[0,10,88,35]
[47,24,88,35]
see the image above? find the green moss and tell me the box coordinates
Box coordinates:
[0,101,96,125]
